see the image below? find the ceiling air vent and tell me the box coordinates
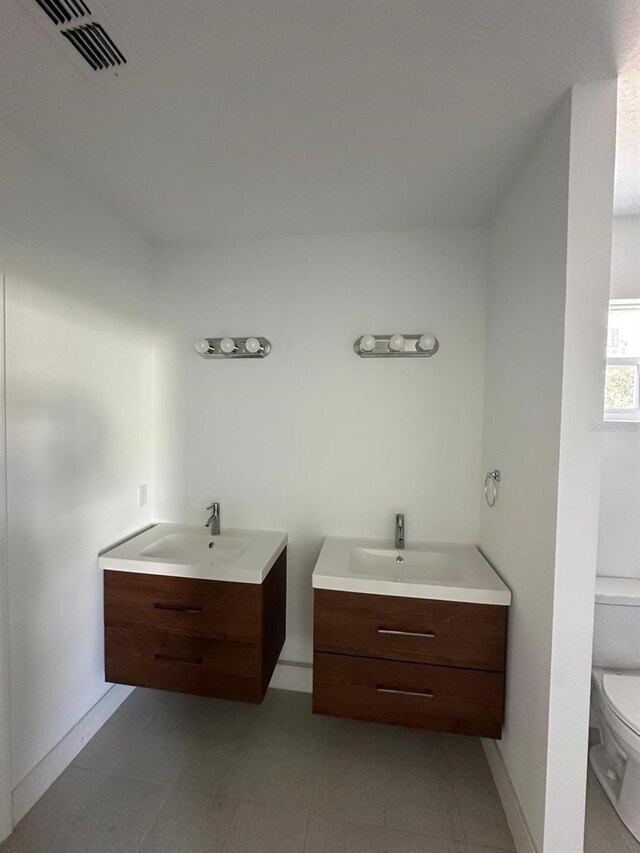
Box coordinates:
[62,22,126,70]
[32,0,91,25]
[19,0,132,79]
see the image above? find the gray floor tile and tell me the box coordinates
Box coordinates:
[310,749,384,826]
[72,723,132,774]
[387,831,512,853]
[255,689,323,737]
[115,687,171,719]
[53,774,167,853]
[218,729,319,812]
[304,814,385,852]
[309,715,394,827]
[445,736,514,851]
[384,775,465,841]
[1,688,517,853]
[384,734,464,841]
[222,801,308,853]
[0,767,108,853]
[137,836,214,853]
[318,716,392,765]
[386,829,458,852]
[258,688,314,719]
[144,691,242,735]
[457,846,513,853]
[172,729,243,794]
[377,724,456,767]
[112,726,195,785]
[72,690,157,774]
[138,789,237,853]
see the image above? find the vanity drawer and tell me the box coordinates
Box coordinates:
[105,625,264,702]
[313,652,504,738]
[314,589,507,672]
[104,570,262,643]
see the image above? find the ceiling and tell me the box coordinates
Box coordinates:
[1,0,639,243]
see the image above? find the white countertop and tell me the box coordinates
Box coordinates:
[99,523,287,584]
[312,536,511,605]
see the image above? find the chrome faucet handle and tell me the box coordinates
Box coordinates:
[205,502,222,535]
[394,513,405,550]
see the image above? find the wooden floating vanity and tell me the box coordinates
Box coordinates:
[312,537,511,739]
[100,524,287,703]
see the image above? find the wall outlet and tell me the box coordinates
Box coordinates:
[138,484,148,508]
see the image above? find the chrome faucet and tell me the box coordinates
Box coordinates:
[206,502,221,536]
[395,513,405,550]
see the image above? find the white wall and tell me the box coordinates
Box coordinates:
[544,81,616,853]
[0,124,155,794]
[480,96,571,853]
[154,228,488,663]
[597,215,640,579]
[0,263,11,838]
[479,81,616,853]
[609,216,640,301]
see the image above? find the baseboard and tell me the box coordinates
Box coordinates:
[11,683,133,825]
[270,660,312,693]
[482,738,539,853]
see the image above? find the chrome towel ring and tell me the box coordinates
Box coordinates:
[484,470,501,507]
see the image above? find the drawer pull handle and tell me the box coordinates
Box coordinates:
[153,603,202,614]
[378,628,435,638]
[377,686,434,699]
[153,653,203,666]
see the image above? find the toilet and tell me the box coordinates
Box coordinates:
[591,576,640,840]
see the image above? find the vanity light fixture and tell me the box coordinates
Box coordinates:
[359,334,376,353]
[194,337,272,358]
[388,334,405,352]
[354,333,439,358]
[417,334,437,352]
[244,337,262,354]
[219,337,237,354]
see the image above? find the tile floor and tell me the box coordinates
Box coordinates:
[1,687,516,853]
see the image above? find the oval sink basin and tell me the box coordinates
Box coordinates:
[351,547,462,583]
[141,532,249,563]
[313,536,511,605]
[99,523,287,584]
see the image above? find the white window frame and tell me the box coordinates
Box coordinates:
[604,299,640,422]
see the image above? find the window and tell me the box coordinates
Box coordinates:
[604,299,640,421]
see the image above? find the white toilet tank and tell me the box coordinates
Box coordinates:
[593,577,640,669]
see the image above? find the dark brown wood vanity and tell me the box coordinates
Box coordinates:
[104,547,286,703]
[313,589,507,738]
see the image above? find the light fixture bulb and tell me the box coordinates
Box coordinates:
[194,339,211,355]
[359,334,376,353]
[220,337,236,354]
[245,337,261,354]
[417,334,436,352]
[389,334,405,352]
